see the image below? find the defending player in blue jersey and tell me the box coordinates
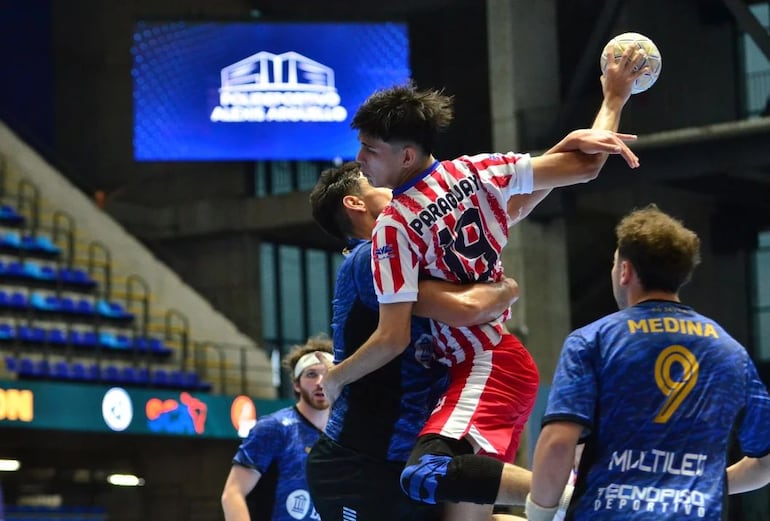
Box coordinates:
[527,205,770,521]
[221,337,333,521]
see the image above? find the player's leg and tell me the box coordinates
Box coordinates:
[443,502,494,521]
[309,434,442,521]
[496,461,532,505]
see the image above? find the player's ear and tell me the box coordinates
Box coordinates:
[401,144,419,168]
[620,259,634,285]
[342,194,365,213]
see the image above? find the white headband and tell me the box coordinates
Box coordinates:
[294,351,334,379]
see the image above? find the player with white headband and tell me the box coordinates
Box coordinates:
[222,336,334,521]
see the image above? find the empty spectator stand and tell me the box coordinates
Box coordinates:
[0,171,211,392]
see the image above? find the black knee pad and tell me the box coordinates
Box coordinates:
[401,435,504,505]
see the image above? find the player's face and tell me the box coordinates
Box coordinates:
[357,174,393,219]
[356,133,405,188]
[611,249,629,310]
[296,363,330,410]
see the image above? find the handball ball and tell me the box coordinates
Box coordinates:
[600,32,662,94]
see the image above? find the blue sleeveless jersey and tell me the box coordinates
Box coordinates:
[545,300,770,520]
[233,406,321,521]
[326,239,448,462]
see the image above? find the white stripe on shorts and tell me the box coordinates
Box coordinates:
[439,349,496,453]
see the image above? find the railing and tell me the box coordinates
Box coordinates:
[192,341,275,396]
[16,179,40,236]
[51,210,75,269]
[86,240,112,300]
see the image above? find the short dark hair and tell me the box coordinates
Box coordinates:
[616,204,701,293]
[351,83,454,155]
[309,161,363,240]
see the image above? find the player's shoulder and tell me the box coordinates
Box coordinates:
[452,152,520,169]
[261,406,300,426]
[568,309,628,343]
[348,239,372,261]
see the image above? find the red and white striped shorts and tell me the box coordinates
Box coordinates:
[420,334,539,462]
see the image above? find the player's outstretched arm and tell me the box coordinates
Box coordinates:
[727,455,770,494]
[414,277,519,327]
[504,45,647,223]
[527,44,649,192]
[322,301,413,404]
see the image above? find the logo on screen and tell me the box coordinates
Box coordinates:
[211,51,348,123]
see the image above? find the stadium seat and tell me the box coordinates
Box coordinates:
[52,360,70,379]
[0,204,24,226]
[152,369,169,387]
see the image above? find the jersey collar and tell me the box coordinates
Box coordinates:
[392,160,440,196]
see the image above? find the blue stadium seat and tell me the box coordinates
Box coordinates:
[47,327,68,345]
[18,325,45,343]
[0,204,24,226]
[60,267,97,289]
[71,362,91,381]
[96,300,134,321]
[4,356,17,372]
[101,331,132,350]
[52,360,70,379]
[35,359,50,376]
[0,322,14,340]
[102,365,120,383]
[30,292,57,311]
[8,291,27,310]
[18,358,35,377]
[59,296,77,314]
[149,338,172,356]
[152,369,169,387]
[76,298,94,315]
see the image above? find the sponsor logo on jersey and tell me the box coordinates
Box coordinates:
[374,244,395,261]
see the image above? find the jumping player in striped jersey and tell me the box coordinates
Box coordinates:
[320,45,649,521]
[307,161,523,521]
[527,205,770,521]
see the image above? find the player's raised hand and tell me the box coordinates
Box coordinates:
[319,364,341,405]
[601,45,650,104]
[570,128,640,168]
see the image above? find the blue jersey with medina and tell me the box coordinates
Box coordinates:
[233,406,321,521]
[545,300,770,520]
[326,239,448,462]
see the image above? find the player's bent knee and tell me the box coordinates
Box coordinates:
[401,454,503,505]
[401,454,450,504]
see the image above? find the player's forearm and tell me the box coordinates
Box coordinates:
[221,495,251,521]
[414,278,519,327]
[530,424,580,508]
[592,96,625,132]
[332,328,410,386]
[727,456,770,494]
[530,446,574,509]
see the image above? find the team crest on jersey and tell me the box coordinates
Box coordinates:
[286,489,313,519]
[414,333,437,368]
[374,244,395,261]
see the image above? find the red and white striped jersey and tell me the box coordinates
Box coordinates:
[372,152,533,366]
